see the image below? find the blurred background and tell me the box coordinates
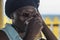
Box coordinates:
[0,0,60,40]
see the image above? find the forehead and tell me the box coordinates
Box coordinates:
[20,6,36,10]
[13,6,38,16]
[16,6,37,12]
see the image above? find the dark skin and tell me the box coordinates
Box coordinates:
[11,6,41,38]
[0,6,57,40]
[23,9,57,40]
[11,6,43,39]
[0,6,42,40]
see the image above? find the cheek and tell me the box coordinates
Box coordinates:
[19,16,26,22]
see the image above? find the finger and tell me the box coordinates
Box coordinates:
[24,17,34,25]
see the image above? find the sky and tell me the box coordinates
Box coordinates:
[4,0,60,15]
[39,0,60,15]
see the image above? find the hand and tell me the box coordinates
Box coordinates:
[24,16,43,40]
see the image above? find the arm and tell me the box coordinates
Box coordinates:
[42,21,57,40]
[37,12,57,40]
[23,12,57,40]
[0,30,9,40]
[23,17,43,40]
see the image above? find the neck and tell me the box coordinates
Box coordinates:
[11,24,23,33]
[12,22,28,32]
[11,24,26,38]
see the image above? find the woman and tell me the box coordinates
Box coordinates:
[0,0,57,40]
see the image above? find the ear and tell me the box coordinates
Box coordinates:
[10,13,14,19]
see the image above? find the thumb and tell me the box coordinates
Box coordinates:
[24,17,34,25]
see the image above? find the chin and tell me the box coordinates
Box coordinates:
[17,23,27,32]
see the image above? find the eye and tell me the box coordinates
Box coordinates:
[23,13,29,17]
[33,14,39,17]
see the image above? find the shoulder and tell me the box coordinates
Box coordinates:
[0,30,9,40]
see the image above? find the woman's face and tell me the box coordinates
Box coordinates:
[11,6,39,32]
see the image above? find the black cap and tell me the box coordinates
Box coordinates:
[5,0,39,18]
